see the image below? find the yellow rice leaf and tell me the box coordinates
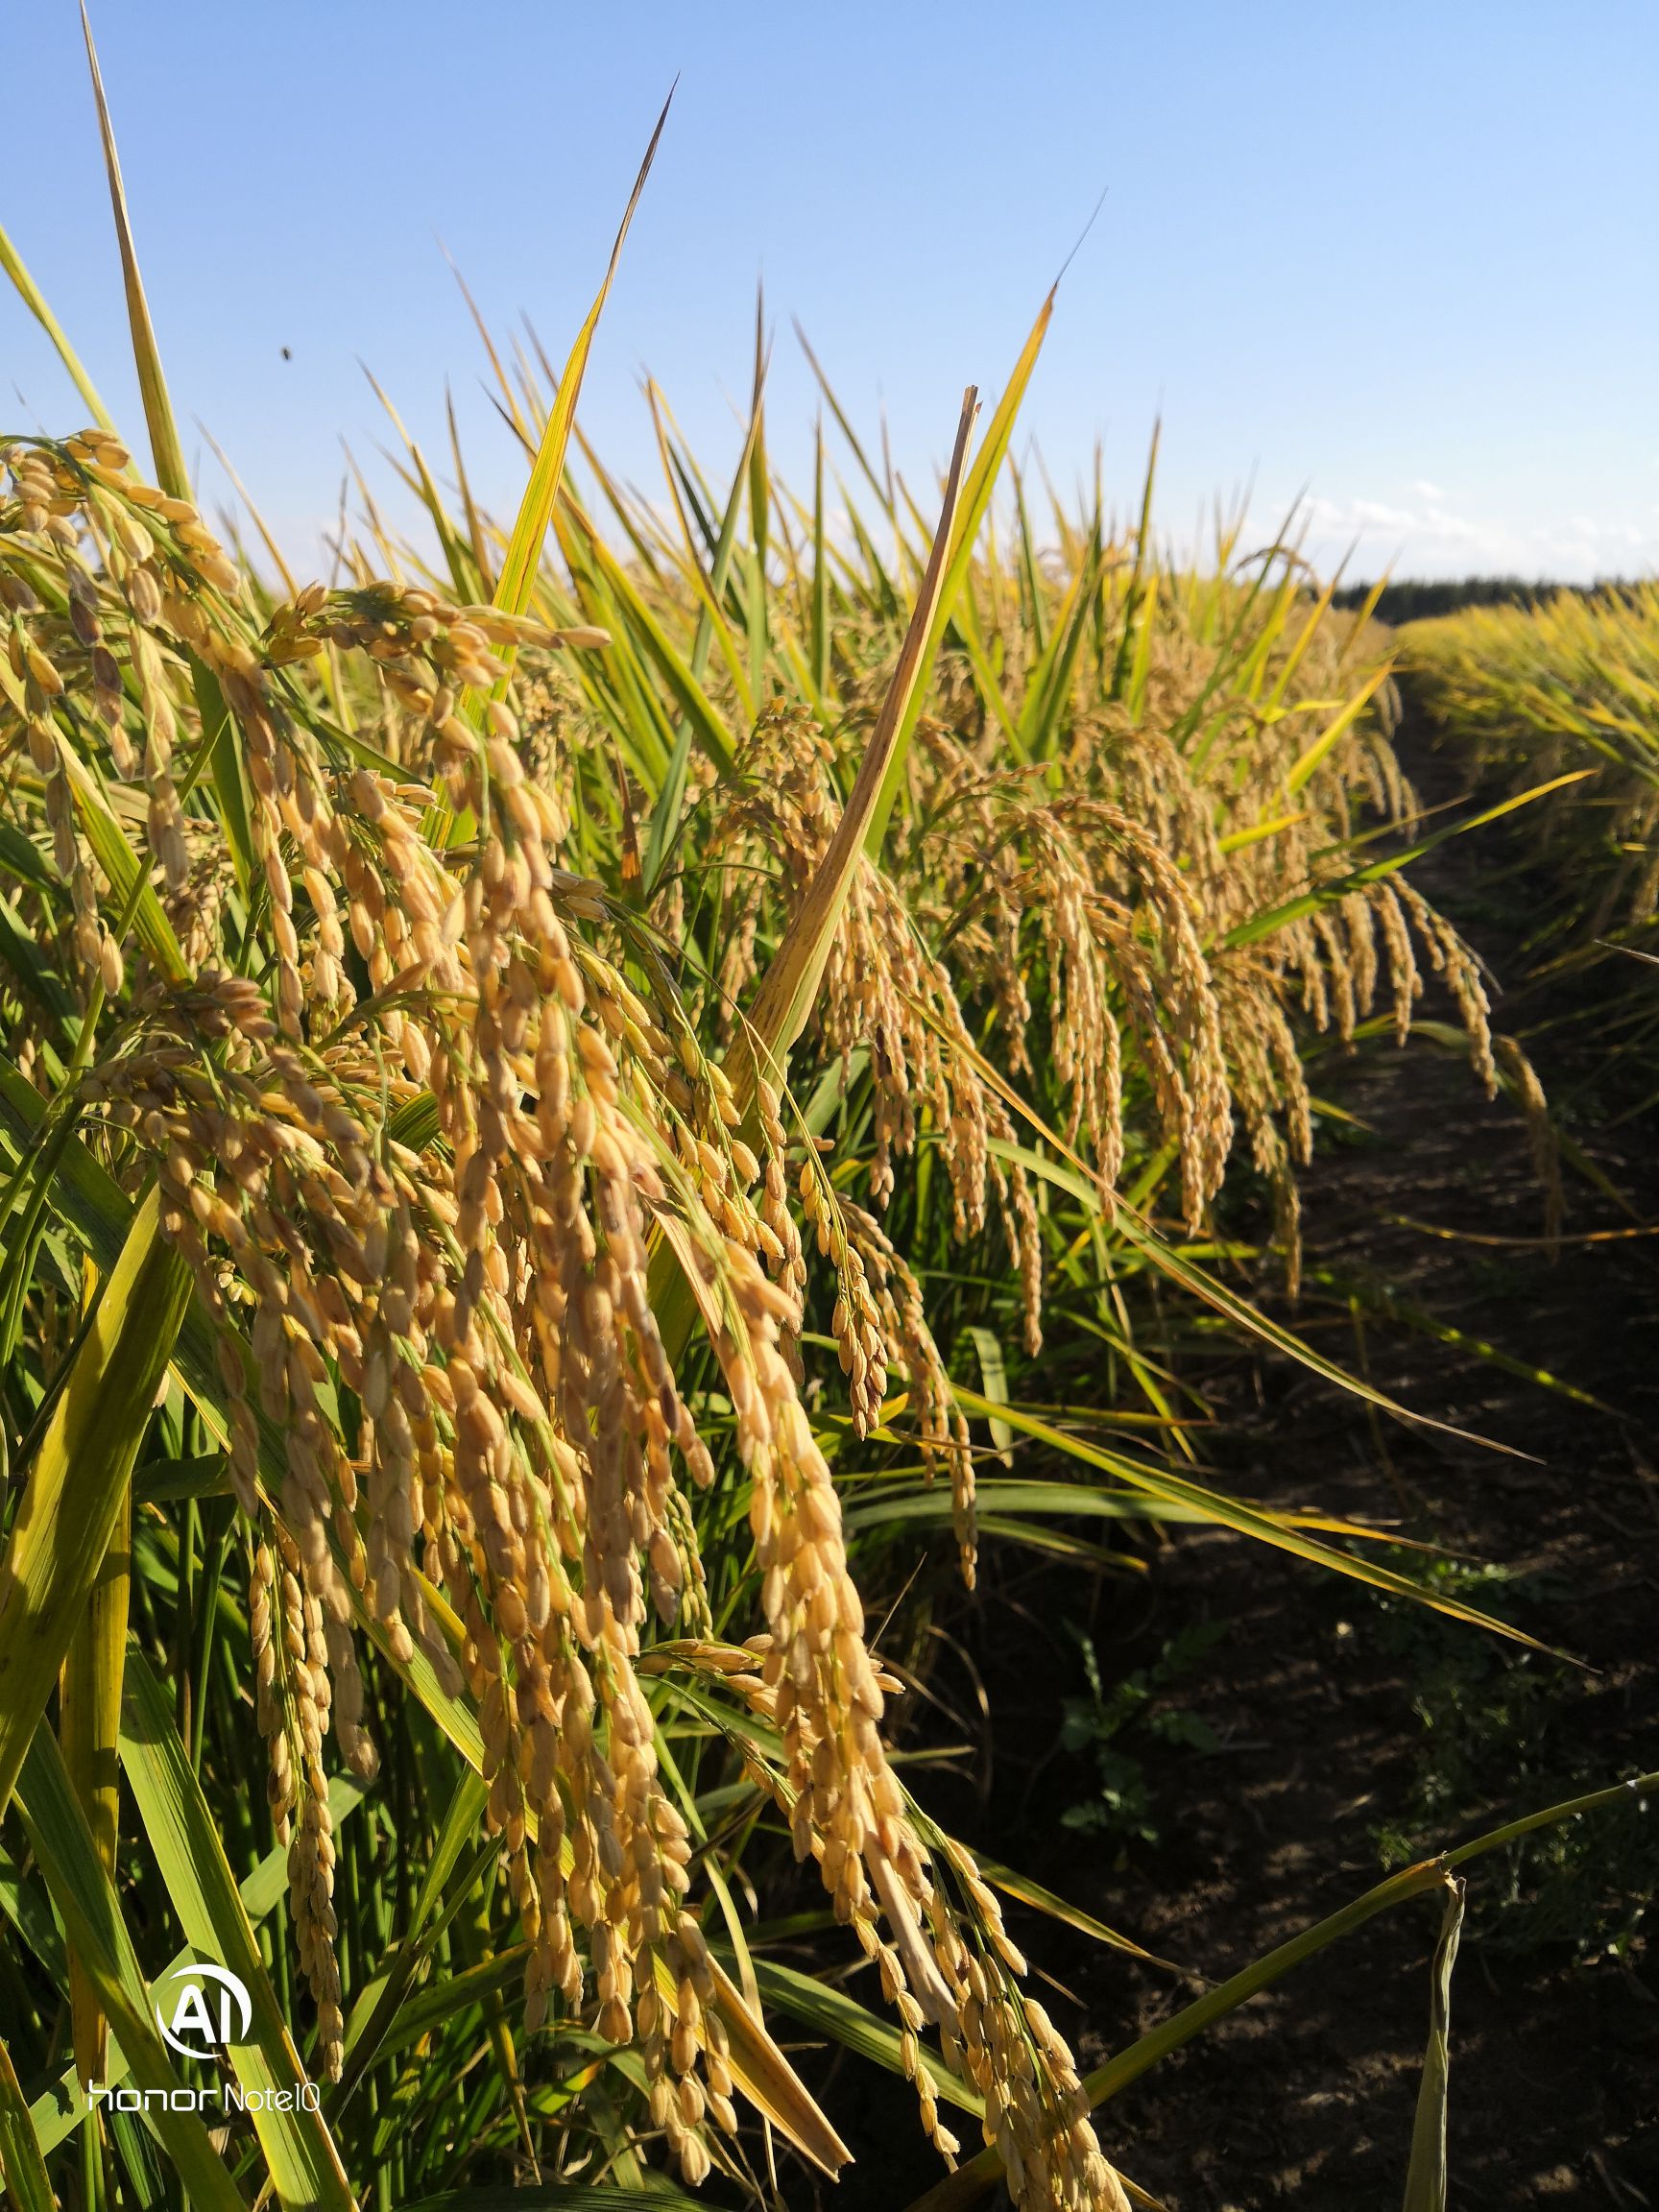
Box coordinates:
[79,1,186,499]
[1285,664,1392,793]
[477,91,674,673]
[736,388,977,1096]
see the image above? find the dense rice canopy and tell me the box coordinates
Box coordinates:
[0,389,1524,2212]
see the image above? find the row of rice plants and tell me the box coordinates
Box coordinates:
[1409,584,1659,941]
[1408,585,1659,1123]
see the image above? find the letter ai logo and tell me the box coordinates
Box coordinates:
[154,1963,252,2061]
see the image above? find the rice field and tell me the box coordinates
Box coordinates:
[1410,586,1659,951]
[0,38,1653,2212]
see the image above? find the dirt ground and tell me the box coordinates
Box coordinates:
[819,706,1659,2210]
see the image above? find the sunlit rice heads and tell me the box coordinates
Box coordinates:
[0,400,1540,2212]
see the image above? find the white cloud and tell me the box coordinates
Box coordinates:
[1294,486,1659,583]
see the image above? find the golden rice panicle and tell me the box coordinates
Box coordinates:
[719,1630,1130,2208]
[346,673,773,2170]
[1394,880,1498,1093]
[1493,1032,1565,1249]
[11,478,736,2160]
[794,1155,889,1438]
[915,760,1237,1232]
[1215,969,1312,1292]
[705,1231,1128,2205]
[708,713,1048,1346]
[241,1520,345,2078]
[755,1073,809,1382]
[840,1198,978,1584]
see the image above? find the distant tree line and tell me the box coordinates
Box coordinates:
[1332,576,1627,625]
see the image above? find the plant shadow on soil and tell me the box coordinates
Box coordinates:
[791,703,1659,2211]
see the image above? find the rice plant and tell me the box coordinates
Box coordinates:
[0,39,1647,2212]
[1409,584,1659,943]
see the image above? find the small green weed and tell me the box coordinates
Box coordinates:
[1367,1555,1656,1962]
[1058,1622,1225,1853]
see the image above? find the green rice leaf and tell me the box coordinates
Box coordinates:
[973,1858,1186,1974]
[562,503,739,776]
[117,1646,357,2211]
[399,2187,706,2211]
[741,1957,980,2115]
[1402,1877,1465,2212]
[0,1186,190,1820]
[56,740,189,984]
[13,1725,247,2212]
[60,1471,130,2089]
[949,1389,1556,1651]
[0,218,117,435]
[0,2038,53,2212]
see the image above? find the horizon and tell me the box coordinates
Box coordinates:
[4,2,1655,586]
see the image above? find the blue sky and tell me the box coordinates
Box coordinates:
[4,2,1656,581]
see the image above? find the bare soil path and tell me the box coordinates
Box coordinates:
[830,701,1659,2210]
